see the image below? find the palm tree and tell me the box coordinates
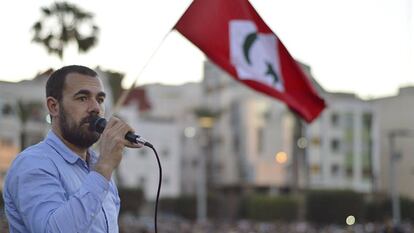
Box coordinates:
[32,2,99,59]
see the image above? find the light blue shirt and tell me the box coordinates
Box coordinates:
[3,131,120,233]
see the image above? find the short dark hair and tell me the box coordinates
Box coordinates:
[46,65,98,101]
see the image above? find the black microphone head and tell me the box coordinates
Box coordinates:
[89,116,107,134]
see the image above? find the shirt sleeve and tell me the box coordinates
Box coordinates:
[14,163,110,233]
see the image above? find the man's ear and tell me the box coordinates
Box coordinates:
[46,97,59,119]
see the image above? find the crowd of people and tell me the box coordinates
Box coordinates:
[117,214,413,233]
[0,209,413,233]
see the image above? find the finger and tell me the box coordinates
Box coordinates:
[105,118,128,134]
[125,141,144,148]
[102,117,139,147]
[111,123,136,145]
[103,117,121,134]
[106,117,118,127]
[118,126,144,148]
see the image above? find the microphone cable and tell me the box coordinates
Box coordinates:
[144,143,162,233]
[89,116,162,232]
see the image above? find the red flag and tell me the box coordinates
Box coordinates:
[174,0,325,123]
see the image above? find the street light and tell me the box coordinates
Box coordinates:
[275,151,288,164]
[195,111,217,223]
[194,107,219,223]
[387,129,414,225]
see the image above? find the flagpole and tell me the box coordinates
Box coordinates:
[111,1,194,115]
[111,31,171,115]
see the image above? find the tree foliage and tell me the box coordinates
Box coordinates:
[32,2,99,59]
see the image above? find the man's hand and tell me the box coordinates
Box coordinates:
[94,117,142,180]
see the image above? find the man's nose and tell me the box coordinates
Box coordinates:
[88,99,101,114]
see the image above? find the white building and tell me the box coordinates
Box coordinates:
[0,75,50,147]
[117,83,204,199]
[0,77,50,190]
[306,92,379,192]
[0,88,21,190]
[118,104,181,200]
[202,61,295,192]
[203,60,380,194]
[0,63,385,198]
[371,86,414,199]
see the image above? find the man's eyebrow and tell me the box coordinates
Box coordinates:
[73,89,91,97]
[73,90,106,98]
[97,92,106,98]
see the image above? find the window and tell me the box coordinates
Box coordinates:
[310,137,321,146]
[346,167,353,177]
[362,168,372,179]
[162,177,170,185]
[162,148,169,158]
[311,164,320,175]
[25,102,45,122]
[331,164,340,176]
[139,149,147,157]
[0,138,13,147]
[331,113,339,127]
[345,152,354,177]
[2,104,14,116]
[232,136,240,153]
[362,113,372,131]
[331,139,340,152]
[192,159,198,168]
[138,176,146,187]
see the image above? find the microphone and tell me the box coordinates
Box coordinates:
[89,116,153,148]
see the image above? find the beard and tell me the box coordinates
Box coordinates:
[59,105,100,149]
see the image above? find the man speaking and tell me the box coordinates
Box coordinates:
[3,65,140,232]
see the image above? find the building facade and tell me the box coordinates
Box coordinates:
[0,79,49,190]
[371,86,414,199]
[202,60,380,194]
[202,61,296,192]
[117,83,204,200]
[306,92,379,193]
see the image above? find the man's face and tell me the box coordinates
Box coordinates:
[58,73,106,149]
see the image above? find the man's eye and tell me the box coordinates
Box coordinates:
[97,98,105,104]
[78,96,87,101]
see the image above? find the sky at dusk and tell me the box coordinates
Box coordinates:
[0,0,412,99]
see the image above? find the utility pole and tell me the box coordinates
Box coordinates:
[196,137,207,223]
[196,126,209,223]
[388,131,401,225]
[292,114,307,193]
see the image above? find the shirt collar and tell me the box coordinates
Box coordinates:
[45,130,98,165]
